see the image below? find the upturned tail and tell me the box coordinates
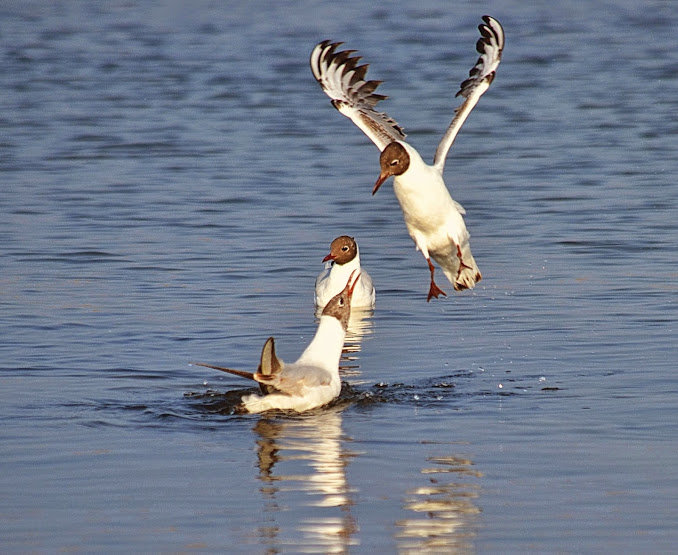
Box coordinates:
[191,336,284,395]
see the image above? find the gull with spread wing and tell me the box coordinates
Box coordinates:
[310,16,504,301]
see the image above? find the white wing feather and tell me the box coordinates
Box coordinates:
[433,16,504,173]
[310,40,406,151]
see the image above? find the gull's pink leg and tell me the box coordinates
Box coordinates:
[426,258,447,302]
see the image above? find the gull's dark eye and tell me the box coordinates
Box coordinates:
[341,246,349,252]
[338,298,344,307]
[390,159,399,166]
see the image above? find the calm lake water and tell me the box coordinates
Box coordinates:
[2,0,677,552]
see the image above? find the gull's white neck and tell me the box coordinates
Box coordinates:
[329,247,361,280]
[296,315,346,371]
[397,141,439,182]
[392,140,460,221]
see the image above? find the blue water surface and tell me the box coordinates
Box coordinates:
[1,1,677,552]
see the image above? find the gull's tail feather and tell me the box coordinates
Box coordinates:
[438,239,482,291]
[255,337,282,394]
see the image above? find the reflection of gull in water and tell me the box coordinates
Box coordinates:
[396,453,481,553]
[252,408,359,552]
[315,306,374,379]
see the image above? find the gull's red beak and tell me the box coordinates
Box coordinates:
[322,253,336,263]
[372,172,388,195]
[347,270,361,300]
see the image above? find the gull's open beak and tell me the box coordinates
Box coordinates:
[347,270,361,300]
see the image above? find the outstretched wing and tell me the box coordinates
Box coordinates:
[433,15,504,173]
[191,361,256,381]
[191,337,284,395]
[310,40,406,151]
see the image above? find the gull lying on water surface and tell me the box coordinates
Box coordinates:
[193,272,360,413]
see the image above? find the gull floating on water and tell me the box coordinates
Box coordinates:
[315,235,375,309]
[310,15,504,301]
[193,271,360,413]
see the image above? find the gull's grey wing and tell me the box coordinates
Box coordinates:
[191,362,256,381]
[192,336,284,395]
[433,16,504,173]
[254,364,332,397]
[311,40,406,151]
